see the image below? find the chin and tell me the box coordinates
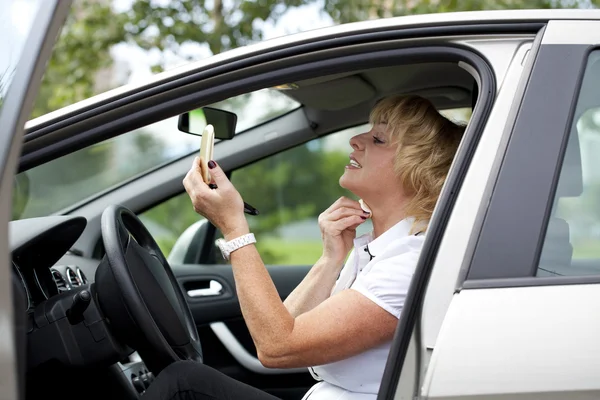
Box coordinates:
[339,173,360,195]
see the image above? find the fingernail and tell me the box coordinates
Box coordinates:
[209,183,218,189]
[208,160,216,169]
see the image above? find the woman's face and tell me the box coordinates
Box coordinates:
[339,123,404,202]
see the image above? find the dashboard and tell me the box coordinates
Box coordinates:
[11,215,152,399]
[10,216,96,312]
[13,258,92,311]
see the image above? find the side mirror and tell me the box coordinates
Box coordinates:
[178,107,237,140]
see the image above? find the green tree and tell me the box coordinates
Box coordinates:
[322,0,600,24]
[124,0,312,72]
[32,0,126,118]
[33,0,600,117]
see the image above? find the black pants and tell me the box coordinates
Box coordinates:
[142,361,282,400]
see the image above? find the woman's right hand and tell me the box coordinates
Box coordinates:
[318,196,370,266]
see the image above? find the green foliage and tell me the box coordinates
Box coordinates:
[141,141,352,262]
[32,0,126,118]
[12,127,169,220]
[32,0,600,118]
[232,143,351,235]
[141,192,201,242]
[258,238,323,264]
[124,0,310,71]
[322,0,600,24]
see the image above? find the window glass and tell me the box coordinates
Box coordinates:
[537,51,600,277]
[13,89,299,221]
[13,116,199,220]
[139,192,206,258]
[141,124,372,263]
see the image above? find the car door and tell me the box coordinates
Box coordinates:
[383,19,600,399]
[0,1,72,399]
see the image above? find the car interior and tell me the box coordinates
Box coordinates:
[538,51,600,277]
[11,58,478,400]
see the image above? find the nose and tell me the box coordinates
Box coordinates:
[349,132,367,150]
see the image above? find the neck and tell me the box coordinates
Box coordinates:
[367,196,410,238]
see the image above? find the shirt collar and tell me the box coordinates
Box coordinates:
[353,217,415,257]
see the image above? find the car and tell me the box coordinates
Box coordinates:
[4,3,600,400]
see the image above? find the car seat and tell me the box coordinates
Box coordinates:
[537,125,582,276]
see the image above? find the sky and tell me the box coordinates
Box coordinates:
[0,0,40,96]
[111,0,335,85]
[0,0,333,96]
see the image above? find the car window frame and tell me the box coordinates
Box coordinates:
[464,43,600,287]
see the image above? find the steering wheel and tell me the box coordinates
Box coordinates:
[95,204,202,374]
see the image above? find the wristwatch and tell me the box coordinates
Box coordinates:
[215,233,256,260]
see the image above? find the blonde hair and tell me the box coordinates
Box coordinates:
[370,95,465,233]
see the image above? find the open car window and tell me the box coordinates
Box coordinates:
[140,107,471,264]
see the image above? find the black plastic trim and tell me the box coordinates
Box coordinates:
[466,43,591,281]
[377,45,496,400]
[25,22,542,137]
[455,26,546,287]
[463,274,600,289]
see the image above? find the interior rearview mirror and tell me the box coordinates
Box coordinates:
[178,107,237,140]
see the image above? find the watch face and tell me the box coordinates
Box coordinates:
[215,238,228,260]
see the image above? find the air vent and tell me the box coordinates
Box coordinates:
[51,269,68,292]
[76,267,88,284]
[65,267,81,287]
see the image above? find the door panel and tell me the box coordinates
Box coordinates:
[423,285,600,399]
[421,20,600,400]
[172,263,314,400]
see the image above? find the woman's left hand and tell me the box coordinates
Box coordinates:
[183,158,249,239]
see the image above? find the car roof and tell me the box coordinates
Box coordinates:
[26,9,600,130]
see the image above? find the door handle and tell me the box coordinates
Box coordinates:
[186,280,224,297]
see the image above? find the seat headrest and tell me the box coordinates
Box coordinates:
[555,126,583,198]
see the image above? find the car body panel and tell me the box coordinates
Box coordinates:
[0,1,73,398]
[424,285,600,399]
[421,38,535,353]
[7,8,600,400]
[38,28,530,398]
[415,20,600,399]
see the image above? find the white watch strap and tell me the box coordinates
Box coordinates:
[223,233,256,259]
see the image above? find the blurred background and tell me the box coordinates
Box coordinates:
[8,0,600,265]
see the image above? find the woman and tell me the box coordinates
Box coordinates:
[143,95,465,400]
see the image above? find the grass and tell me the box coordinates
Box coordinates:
[572,240,600,259]
[258,238,323,265]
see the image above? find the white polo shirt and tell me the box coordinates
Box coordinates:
[303,218,425,400]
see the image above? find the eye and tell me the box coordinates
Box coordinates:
[372,136,385,144]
